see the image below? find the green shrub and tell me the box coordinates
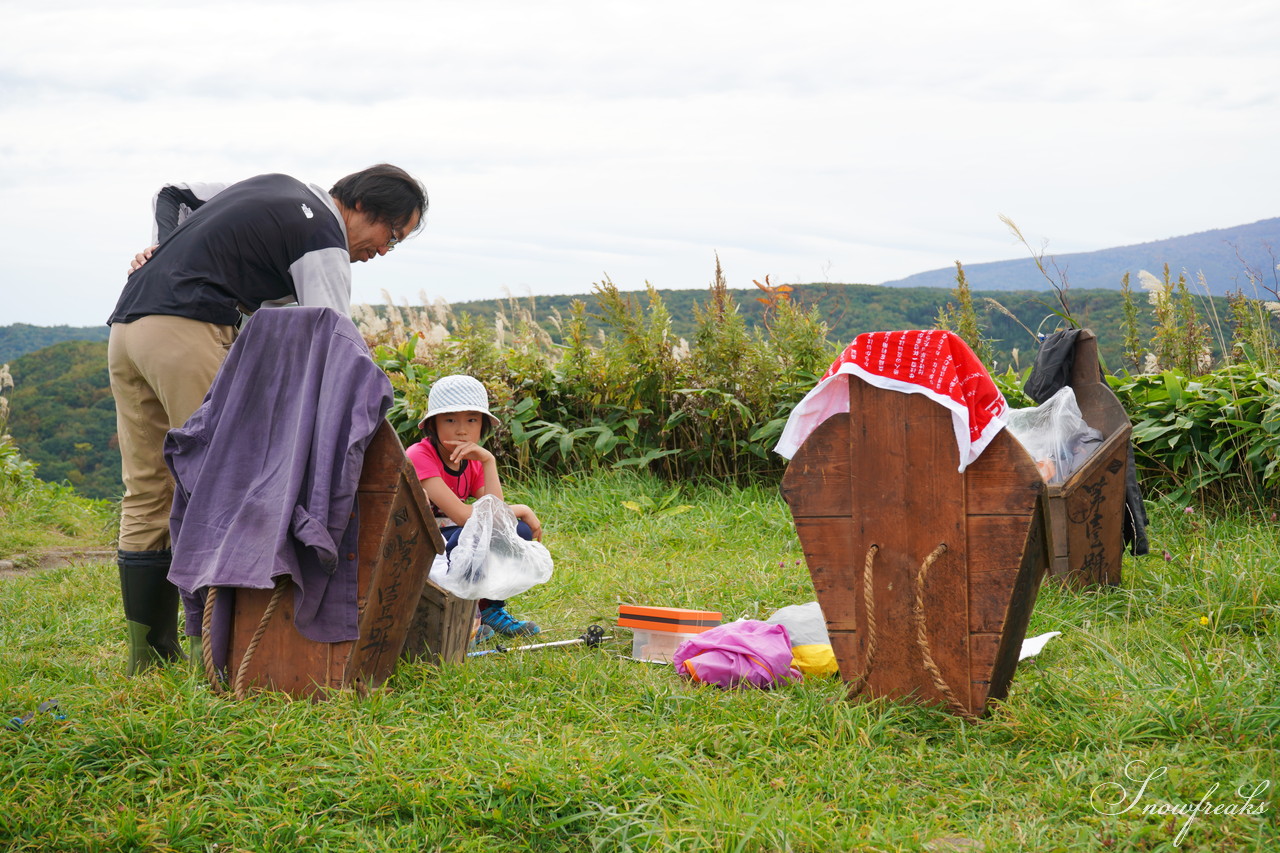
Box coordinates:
[362,266,838,485]
[0,433,36,489]
[1110,365,1280,506]
[358,259,1280,508]
[0,435,116,555]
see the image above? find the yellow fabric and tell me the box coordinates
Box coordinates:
[791,644,838,677]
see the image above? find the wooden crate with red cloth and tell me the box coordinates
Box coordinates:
[777,330,1051,718]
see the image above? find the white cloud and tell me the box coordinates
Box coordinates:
[2,0,1279,324]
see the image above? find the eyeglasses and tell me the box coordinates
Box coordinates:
[386,224,403,252]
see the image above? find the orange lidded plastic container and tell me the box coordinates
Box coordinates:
[618,605,722,663]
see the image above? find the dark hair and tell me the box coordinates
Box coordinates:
[329,164,428,234]
[422,414,492,462]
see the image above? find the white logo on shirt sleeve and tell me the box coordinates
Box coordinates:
[301,204,314,219]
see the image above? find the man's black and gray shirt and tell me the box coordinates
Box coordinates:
[108,173,351,327]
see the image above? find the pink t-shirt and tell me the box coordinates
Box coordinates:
[405,439,486,515]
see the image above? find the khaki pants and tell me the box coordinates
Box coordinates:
[108,315,237,551]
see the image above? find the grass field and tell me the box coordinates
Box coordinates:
[1,472,1276,852]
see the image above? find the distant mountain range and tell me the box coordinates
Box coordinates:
[880,218,1280,296]
[4,216,1277,368]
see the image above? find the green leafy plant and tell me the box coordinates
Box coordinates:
[1119,272,1144,371]
[1226,287,1280,369]
[361,261,837,485]
[620,489,693,518]
[1110,364,1280,505]
[0,363,36,488]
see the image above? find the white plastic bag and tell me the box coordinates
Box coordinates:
[764,601,829,646]
[1005,386,1104,484]
[429,494,553,600]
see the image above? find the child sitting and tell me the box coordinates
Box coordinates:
[405,374,544,637]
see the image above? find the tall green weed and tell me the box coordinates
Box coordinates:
[357,254,1280,506]
[360,264,837,484]
[935,261,998,366]
[1136,265,1214,375]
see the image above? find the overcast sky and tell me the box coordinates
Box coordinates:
[3,0,1278,327]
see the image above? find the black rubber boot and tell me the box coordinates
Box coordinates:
[117,549,185,675]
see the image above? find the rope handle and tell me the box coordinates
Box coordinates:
[200,586,225,694]
[845,544,879,699]
[200,578,290,700]
[234,577,289,700]
[847,542,974,718]
[912,543,972,718]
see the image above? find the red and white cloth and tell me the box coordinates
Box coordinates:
[774,330,1008,471]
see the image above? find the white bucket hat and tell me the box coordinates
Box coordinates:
[417,374,500,430]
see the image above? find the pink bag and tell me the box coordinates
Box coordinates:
[672,620,802,689]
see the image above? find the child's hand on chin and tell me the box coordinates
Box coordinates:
[445,440,492,466]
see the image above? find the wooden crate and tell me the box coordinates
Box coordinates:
[218,420,446,699]
[401,577,476,666]
[781,375,1050,718]
[1041,330,1131,588]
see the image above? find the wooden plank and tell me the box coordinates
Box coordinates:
[966,429,1046,517]
[781,411,853,519]
[231,583,346,698]
[969,632,1002,708]
[965,515,1035,575]
[849,378,969,712]
[403,577,466,663]
[354,492,395,588]
[795,514,862,684]
[1049,433,1129,587]
[1071,332,1131,436]
[348,423,440,684]
[967,568,1022,634]
[794,516,859,631]
[963,430,1049,710]
[784,413,865,683]
[354,422,408,492]
[345,469,436,685]
[402,580,475,665]
[985,492,1051,704]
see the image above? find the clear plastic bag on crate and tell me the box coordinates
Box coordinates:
[1005,386,1104,484]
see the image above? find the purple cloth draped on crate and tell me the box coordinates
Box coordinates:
[164,307,392,647]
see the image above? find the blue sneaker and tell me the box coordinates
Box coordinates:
[469,623,496,648]
[481,605,541,637]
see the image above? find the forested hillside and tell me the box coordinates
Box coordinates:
[2,281,1252,499]
[6,341,118,499]
[450,283,1186,371]
[0,323,109,364]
